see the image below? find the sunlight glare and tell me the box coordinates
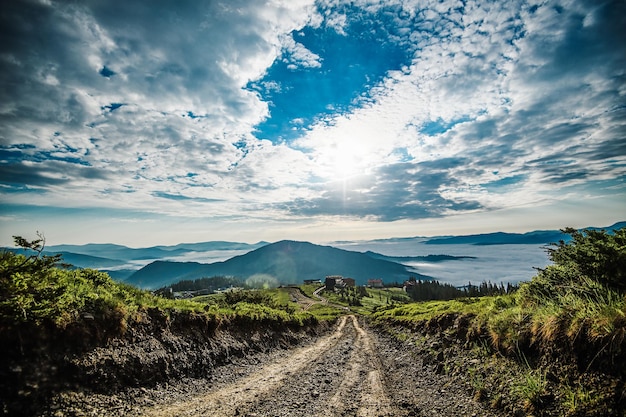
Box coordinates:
[317,136,371,181]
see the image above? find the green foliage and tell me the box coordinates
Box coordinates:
[158,276,242,293]
[372,296,496,324]
[1,250,136,327]
[404,278,516,302]
[521,227,626,303]
[512,367,547,409]
[219,289,297,314]
[548,227,626,292]
[299,284,322,298]
[407,279,465,301]
[0,235,318,329]
[516,227,626,342]
[305,303,345,321]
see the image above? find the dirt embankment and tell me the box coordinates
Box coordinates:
[35,315,502,417]
[1,308,328,416]
[375,313,626,417]
[7,303,622,416]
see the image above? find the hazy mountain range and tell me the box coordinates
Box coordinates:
[4,222,624,289]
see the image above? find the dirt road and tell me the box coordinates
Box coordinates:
[123,315,500,417]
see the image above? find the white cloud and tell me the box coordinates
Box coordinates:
[280,34,323,69]
[0,0,322,212]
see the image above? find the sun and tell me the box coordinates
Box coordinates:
[317,137,368,181]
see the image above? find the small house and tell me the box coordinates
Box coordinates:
[367,279,384,288]
[343,278,356,287]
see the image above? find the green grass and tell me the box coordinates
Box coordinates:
[315,286,411,315]
[0,251,321,330]
[299,284,323,299]
[372,296,494,323]
[371,286,626,414]
[373,289,626,354]
[306,303,346,321]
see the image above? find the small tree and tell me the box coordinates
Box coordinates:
[546,227,626,292]
[519,227,626,306]
[0,233,63,280]
[1,234,66,324]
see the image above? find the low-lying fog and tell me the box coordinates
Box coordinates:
[332,240,551,287]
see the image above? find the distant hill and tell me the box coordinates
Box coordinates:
[7,241,270,273]
[363,251,476,263]
[52,251,125,269]
[2,248,125,269]
[424,231,567,245]
[424,222,626,245]
[46,241,266,262]
[126,240,427,289]
[45,243,166,261]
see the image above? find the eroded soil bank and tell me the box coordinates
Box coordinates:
[373,313,626,417]
[27,315,504,417]
[1,309,328,416]
[4,309,624,416]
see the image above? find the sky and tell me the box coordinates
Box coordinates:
[1,0,625,247]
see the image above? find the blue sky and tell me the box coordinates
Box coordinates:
[0,0,624,246]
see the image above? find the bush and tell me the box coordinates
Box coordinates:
[547,227,625,291]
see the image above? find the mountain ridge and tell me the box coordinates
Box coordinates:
[126,240,430,289]
[4,222,623,287]
[46,241,267,261]
[422,221,626,245]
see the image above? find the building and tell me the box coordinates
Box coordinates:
[403,276,418,292]
[325,275,341,291]
[367,279,384,288]
[343,278,356,287]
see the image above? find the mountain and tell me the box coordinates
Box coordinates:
[51,251,125,268]
[149,241,269,252]
[2,248,125,269]
[423,222,626,245]
[423,231,567,245]
[363,251,476,263]
[126,240,427,289]
[45,243,163,261]
[34,241,268,272]
[46,241,266,262]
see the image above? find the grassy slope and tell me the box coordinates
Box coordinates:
[1,252,345,416]
[369,294,626,416]
[364,227,626,417]
[0,252,345,342]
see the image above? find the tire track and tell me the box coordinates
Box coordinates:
[320,315,397,417]
[139,315,404,416]
[142,316,349,417]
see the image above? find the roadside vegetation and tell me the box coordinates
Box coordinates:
[0,235,323,334]
[371,227,626,416]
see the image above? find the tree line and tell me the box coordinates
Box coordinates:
[404,278,519,302]
[155,275,241,297]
